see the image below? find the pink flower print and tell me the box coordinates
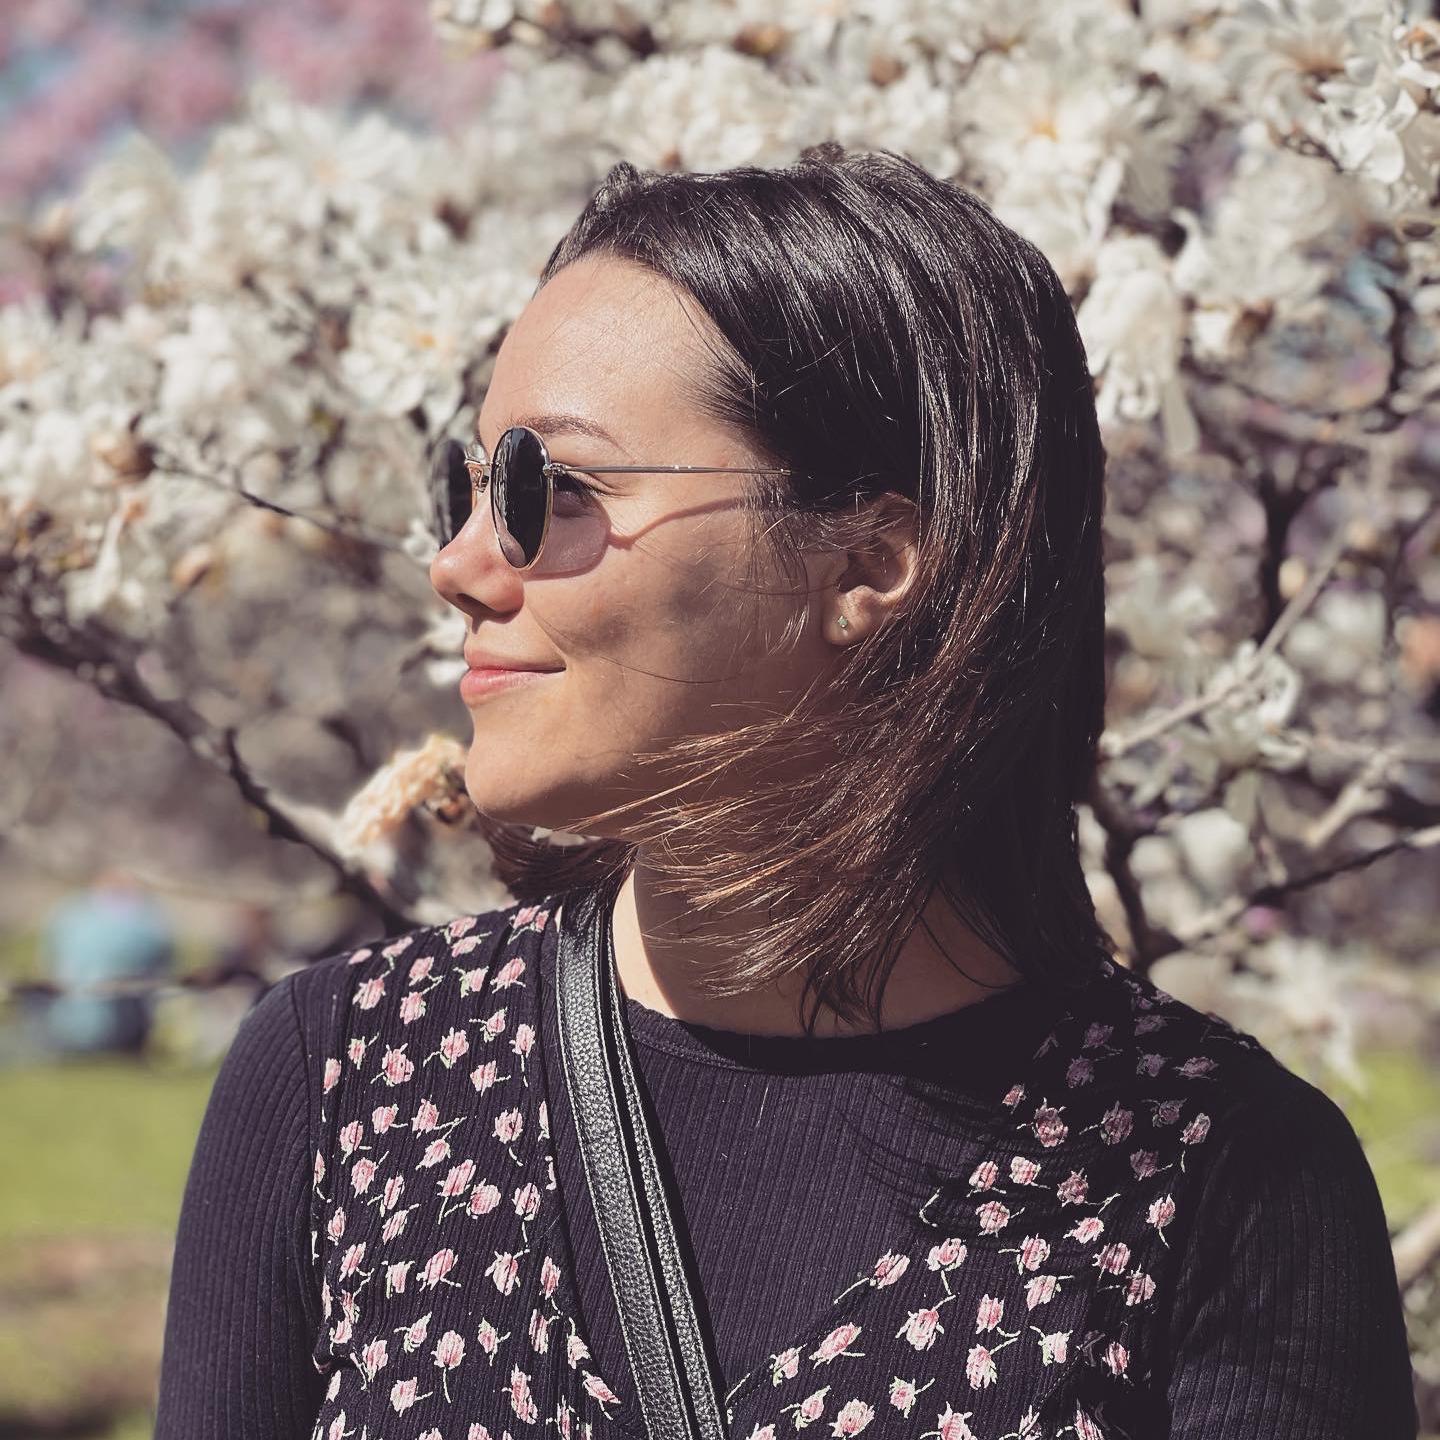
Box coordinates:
[495,1105,524,1152]
[540,1255,561,1298]
[355,977,386,1011]
[965,1344,998,1389]
[539,1100,550,1139]
[582,1370,620,1413]
[323,1057,343,1093]
[566,1322,590,1368]
[1148,1192,1177,1242]
[1134,1011,1165,1035]
[1102,1339,1129,1375]
[830,1398,874,1435]
[1137,1052,1165,1077]
[493,955,527,989]
[326,1208,347,1242]
[887,1377,933,1416]
[471,1059,503,1092]
[1152,1097,1183,1127]
[514,903,542,929]
[382,1208,413,1244]
[382,935,415,960]
[1024,1274,1059,1309]
[469,1181,502,1216]
[460,965,490,995]
[330,1316,352,1348]
[512,1365,544,1422]
[441,1159,477,1197]
[446,914,478,941]
[1129,1149,1159,1179]
[361,1336,389,1380]
[397,996,424,1034]
[351,1157,379,1195]
[513,1182,541,1221]
[1082,1021,1113,1048]
[1018,1235,1050,1271]
[1100,1103,1134,1145]
[313,1151,326,1188]
[930,1403,979,1440]
[1074,1403,1105,1440]
[1068,1215,1104,1244]
[1124,1272,1156,1306]
[341,1290,360,1324]
[409,955,435,985]
[967,1158,999,1191]
[770,1345,801,1384]
[872,1252,909,1287]
[1002,1083,1026,1109]
[1182,1111,1212,1145]
[434,1329,466,1402]
[386,1260,411,1297]
[1065,1056,1095,1088]
[1032,1103,1067,1147]
[746,1427,778,1440]
[487,1250,521,1294]
[381,1174,405,1212]
[419,1137,452,1169]
[483,1007,508,1041]
[379,1045,414,1087]
[340,1242,367,1280]
[418,1248,459,1290]
[348,1037,368,1066]
[1178,1055,1217,1078]
[477,1318,509,1361]
[347,948,374,966]
[512,1022,536,1059]
[452,933,483,956]
[1037,1329,1068,1365]
[373,1103,399,1134]
[926,1238,966,1272]
[389,1377,432,1413]
[1009,1156,1041,1185]
[1095,1242,1130,1275]
[438,1027,471,1066]
[976,1200,1011,1234]
[976,1295,1003,1331]
[528,1306,554,1352]
[1056,1170,1089,1205]
[898,1307,944,1351]
[810,1322,863,1365]
[783,1385,829,1428]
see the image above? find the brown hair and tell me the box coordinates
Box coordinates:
[472,142,1114,1033]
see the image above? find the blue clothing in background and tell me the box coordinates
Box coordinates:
[41,888,175,1053]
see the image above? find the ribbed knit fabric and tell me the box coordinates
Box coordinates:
[153,903,1420,1438]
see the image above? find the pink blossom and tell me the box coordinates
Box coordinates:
[355,977,385,1010]
[487,1250,520,1294]
[829,1398,874,1435]
[897,1307,942,1351]
[965,1343,998,1389]
[810,1322,862,1364]
[469,1181,501,1216]
[380,1045,414,1086]
[976,1200,1011,1234]
[873,1252,909,1287]
[440,1159,476,1197]
[434,1330,465,1368]
[351,1157,379,1195]
[373,1103,399,1134]
[418,1248,458,1289]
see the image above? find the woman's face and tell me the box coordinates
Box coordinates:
[429,253,844,837]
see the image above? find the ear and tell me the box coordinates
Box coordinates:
[827,492,921,643]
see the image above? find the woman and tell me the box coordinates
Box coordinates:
[155,145,1418,1439]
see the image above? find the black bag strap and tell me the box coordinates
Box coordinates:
[554,884,729,1440]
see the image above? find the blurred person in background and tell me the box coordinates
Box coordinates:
[40,864,175,1056]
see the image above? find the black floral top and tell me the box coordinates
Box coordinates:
[155,891,1419,1439]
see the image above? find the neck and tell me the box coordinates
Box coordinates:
[606,859,1026,1038]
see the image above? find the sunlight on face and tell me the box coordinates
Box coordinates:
[428,253,836,837]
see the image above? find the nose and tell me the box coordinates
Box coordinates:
[428,498,524,618]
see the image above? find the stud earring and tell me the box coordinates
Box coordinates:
[837,614,849,631]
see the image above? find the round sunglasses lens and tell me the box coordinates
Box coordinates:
[428,438,471,545]
[492,426,548,568]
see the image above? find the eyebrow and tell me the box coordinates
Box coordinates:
[479,411,623,451]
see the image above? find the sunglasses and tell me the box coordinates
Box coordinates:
[429,425,793,575]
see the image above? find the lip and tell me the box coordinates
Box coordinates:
[462,649,563,673]
[460,665,559,703]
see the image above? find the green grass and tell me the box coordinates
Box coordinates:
[0,1055,218,1236]
[1334,1045,1440,1233]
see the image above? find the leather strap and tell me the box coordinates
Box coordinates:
[554,883,729,1440]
